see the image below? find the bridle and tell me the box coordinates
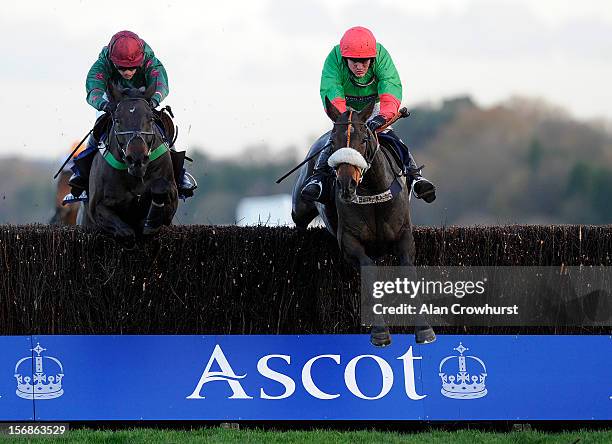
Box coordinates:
[111,98,156,161]
[332,109,380,184]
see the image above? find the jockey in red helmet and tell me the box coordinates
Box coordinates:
[88,30,166,113]
[63,30,196,204]
[301,26,436,204]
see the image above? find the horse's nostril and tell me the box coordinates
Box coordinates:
[144,155,150,162]
[126,155,134,163]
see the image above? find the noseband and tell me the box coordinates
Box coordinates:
[111,98,156,161]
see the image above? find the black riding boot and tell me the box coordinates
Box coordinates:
[169,149,197,199]
[406,152,436,203]
[378,130,436,203]
[301,142,334,204]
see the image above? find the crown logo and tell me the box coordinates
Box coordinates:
[439,342,487,400]
[14,343,64,400]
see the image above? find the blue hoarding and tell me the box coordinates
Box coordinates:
[0,335,610,421]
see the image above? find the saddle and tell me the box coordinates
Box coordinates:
[154,106,177,148]
[377,133,406,173]
[92,112,112,142]
[154,106,185,184]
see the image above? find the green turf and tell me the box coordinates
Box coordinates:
[2,427,610,443]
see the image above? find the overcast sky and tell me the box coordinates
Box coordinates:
[1,0,611,162]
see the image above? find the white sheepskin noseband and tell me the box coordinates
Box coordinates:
[328,147,369,170]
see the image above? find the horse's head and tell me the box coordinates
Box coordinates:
[109,83,157,178]
[325,97,377,203]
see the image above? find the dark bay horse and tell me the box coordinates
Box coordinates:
[80,84,178,245]
[292,98,436,346]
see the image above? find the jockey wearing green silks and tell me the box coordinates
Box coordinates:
[63,30,196,205]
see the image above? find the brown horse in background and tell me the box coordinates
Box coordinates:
[50,138,86,226]
[49,171,79,225]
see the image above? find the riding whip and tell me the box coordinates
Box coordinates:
[377,107,409,132]
[275,107,410,184]
[275,145,329,184]
[53,127,94,179]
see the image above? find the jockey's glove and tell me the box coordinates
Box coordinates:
[102,101,117,115]
[149,98,159,109]
[366,115,387,132]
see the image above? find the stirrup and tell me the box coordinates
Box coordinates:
[178,172,197,199]
[62,191,88,205]
[405,163,424,177]
[180,172,197,191]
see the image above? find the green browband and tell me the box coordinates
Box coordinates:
[103,143,169,170]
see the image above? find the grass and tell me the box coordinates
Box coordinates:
[1,427,611,443]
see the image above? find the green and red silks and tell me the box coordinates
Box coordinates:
[320,43,402,120]
[85,41,169,110]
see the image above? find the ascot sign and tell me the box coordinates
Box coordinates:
[2,335,609,421]
[186,344,426,401]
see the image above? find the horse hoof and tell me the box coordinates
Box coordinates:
[415,326,436,344]
[370,326,391,347]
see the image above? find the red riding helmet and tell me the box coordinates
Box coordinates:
[108,31,144,67]
[340,26,377,58]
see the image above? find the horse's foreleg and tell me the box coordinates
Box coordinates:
[396,230,436,344]
[396,228,416,267]
[340,233,374,268]
[143,178,174,235]
[92,203,135,244]
[340,233,390,347]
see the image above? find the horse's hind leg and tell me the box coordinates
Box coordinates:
[396,229,436,344]
[341,233,391,347]
[76,202,87,226]
[291,162,319,229]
